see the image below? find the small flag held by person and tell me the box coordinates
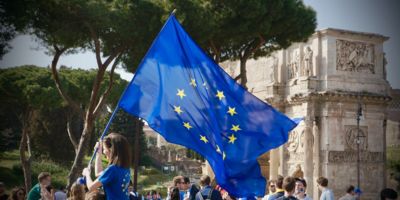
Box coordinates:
[119,13,298,198]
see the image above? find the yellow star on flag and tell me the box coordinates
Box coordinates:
[190,79,197,87]
[223,152,226,160]
[200,135,208,143]
[173,106,183,115]
[183,122,192,130]
[216,145,221,153]
[216,90,225,100]
[227,107,237,116]
[176,89,186,99]
[231,124,241,132]
[228,134,237,144]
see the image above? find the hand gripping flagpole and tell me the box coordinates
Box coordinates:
[77,104,120,184]
[88,104,120,166]
[78,9,178,184]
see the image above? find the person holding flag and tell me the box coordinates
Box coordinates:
[116,11,299,198]
[81,133,132,200]
[86,10,299,199]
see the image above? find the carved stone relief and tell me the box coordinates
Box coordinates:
[345,125,368,151]
[302,46,313,76]
[328,151,383,163]
[288,49,300,79]
[269,56,278,83]
[336,39,375,73]
[287,130,302,152]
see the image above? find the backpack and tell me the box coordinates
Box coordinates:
[197,188,214,200]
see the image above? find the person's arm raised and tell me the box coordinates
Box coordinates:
[94,142,104,177]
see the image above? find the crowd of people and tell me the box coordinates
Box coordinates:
[0,132,398,200]
[163,174,399,200]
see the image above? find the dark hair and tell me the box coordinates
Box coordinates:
[170,187,180,200]
[199,175,211,186]
[316,177,328,187]
[9,187,25,200]
[46,185,53,192]
[173,176,184,186]
[183,177,190,184]
[295,178,307,188]
[346,185,355,193]
[103,133,131,168]
[282,177,296,193]
[38,172,51,182]
[380,188,398,200]
[276,175,284,189]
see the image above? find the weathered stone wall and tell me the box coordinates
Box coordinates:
[221,28,391,199]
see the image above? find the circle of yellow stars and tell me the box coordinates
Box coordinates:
[172,78,243,160]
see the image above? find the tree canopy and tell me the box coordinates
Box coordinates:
[0,65,128,159]
[1,0,317,188]
[170,0,317,87]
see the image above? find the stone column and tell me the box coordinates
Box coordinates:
[315,31,321,78]
[202,161,215,180]
[269,148,279,180]
[303,118,314,196]
[312,120,320,199]
[157,134,162,148]
[278,146,285,175]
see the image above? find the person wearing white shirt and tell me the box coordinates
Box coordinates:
[294,178,312,200]
[316,177,334,200]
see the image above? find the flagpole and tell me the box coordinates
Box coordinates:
[87,104,120,168]
[81,8,179,183]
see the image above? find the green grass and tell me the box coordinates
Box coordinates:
[137,168,176,198]
[0,150,70,189]
[0,150,175,197]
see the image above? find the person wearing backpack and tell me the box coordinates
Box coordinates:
[195,175,222,200]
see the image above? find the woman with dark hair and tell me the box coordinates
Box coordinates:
[82,133,132,200]
[170,187,180,200]
[8,187,25,200]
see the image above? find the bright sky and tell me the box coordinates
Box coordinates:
[0,0,399,88]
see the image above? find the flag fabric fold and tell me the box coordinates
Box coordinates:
[119,14,298,197]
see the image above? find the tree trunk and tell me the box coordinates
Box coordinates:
[20,113,32,191]
[66,111,84,154]
[66,118,93,190]
[239,58,248,89]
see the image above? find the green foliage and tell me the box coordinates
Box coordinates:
[29,108,76,165]
[0,66,62,110]
[0,151,24,188]
[169,0,316,87]
[93,109,151,166]
[1,0,166,72]
[0,66,127,163]
[31,160,70,188]
[0,152,170,195]
[0,151,69,189]
[138,167,176,197]
[186,149,205,161]
[387,146,400,190]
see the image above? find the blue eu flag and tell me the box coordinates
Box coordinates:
[119,14,298,197]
